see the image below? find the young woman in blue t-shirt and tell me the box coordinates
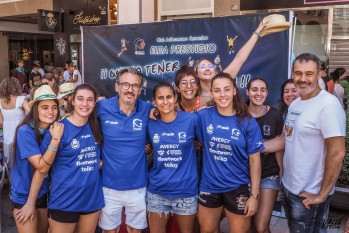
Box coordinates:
[11,85,64,233]
[147,81,198,233]
[196,72,264,233]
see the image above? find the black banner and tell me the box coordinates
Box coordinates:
[38,9,61,32]
[241,0,349,10]
[54,33,70,67]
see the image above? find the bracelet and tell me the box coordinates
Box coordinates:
[48,145,58,152]
[253,31,261,38]
[42,156,52,166]
[26,202,35,206]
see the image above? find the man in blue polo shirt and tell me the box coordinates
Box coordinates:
[97,67,152,233]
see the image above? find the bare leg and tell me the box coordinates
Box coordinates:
[148,212,169,233]
[175,214,196,233]
[225,208,251,233]
[253,189,278,233]
[13,208,38,233]
[197,204,223,233]
[77,210,101,233]
[38,208,49,233]
[48,218,76,233]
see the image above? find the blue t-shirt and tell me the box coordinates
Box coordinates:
[196,107,265,193]
[147,111,198,198]
[41,118,104,212]
[96,95,153,190]
[11,125,49,204]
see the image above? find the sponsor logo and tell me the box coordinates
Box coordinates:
[217,125,229,130]
[162,132,174,136]
[134,38,145,55]
[231,128,240,140]
[207,124,214,134]
[178,132,186,142]
[153,134,160,143]
[104,120,118,125]
[263,125,270,136]
[133,119,142,130]
[71,139,80,149]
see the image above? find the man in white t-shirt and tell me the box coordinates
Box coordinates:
[264,53,346,233]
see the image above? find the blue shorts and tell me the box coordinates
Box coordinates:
[260,175,280,190]
[146,191,197,215]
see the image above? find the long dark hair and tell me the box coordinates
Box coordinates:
[72,84,103,145]
[210,72,251,122]
[174,65,200,103]
[330,67,346,82]
[279,79,294,117]
[12,99,61,165]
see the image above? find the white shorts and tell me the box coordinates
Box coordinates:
[98,187,148,230]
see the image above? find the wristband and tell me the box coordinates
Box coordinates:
[26,202,35,206]
[253,31,261,38]
[42,156,52,166]
[48,145,58,152]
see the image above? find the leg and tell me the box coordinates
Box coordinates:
[175,214,196,233]
[13,208,38,233]
[148,212,169,233]
[124,188,147,232]
[37,208,49,233]
[253,189,278,233]
[49,218,76,233]
[225,209,251,233]
[77,210,101,233]
[99,187,123,232]
[282,186,331,233]
[198,204,223,233]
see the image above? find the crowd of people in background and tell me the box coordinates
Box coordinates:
[0,19,347,233]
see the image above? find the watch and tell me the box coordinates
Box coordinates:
[250,193,260,200]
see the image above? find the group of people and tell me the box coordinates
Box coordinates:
[0,18,346,233]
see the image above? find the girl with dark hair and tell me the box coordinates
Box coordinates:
[279,79,299,120]
[41,73,59,95]
[246,78,284,233]
[196,72,263,233]
[147,81,198,233]
[11,85,63,233]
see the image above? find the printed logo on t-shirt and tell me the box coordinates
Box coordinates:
[217,125,229,130]
[207,124,214,134]
[285,110,301,142]
[231,128,240,140]
[153,133,160,143]
[256,141,263,148]
[178,132,187,143]
[263,125,271,136]
[133,119,143,131]
[71,138,80,149]
[104,120,119,125]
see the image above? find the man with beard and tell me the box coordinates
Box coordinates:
[264,53,345,233]
[96,67,152,233]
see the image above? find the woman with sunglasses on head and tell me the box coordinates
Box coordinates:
[147,81,198,233]
[196,21,267,107]
[11,85,64,233]
[246,78,284,233]
[196,72,263,233]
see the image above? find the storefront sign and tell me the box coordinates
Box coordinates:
[63,7,108,34]
[304,0,349,4]
[38,9,61,32]
[82,12,291,104]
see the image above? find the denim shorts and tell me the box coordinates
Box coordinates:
[260,175,280,190]
[146,191,197,215]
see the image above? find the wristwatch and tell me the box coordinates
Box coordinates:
[250,193,260,200]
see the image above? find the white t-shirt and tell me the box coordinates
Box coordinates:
[283,90,345,195]
[63,70,71,82]
[73,69,82,87]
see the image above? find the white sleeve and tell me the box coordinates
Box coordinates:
[318,103,346,138]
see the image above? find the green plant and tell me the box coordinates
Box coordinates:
[336,111,349,187]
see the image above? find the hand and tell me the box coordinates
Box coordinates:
[299,192,326,209]
[15,203,35,224]
[244,197,258,217]
[50,121,64,141]
[145,144,153,155]
[99,160,103,170]
[149,108,159,120]
[255,19,269,34]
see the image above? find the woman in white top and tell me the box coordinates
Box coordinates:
[0,77,30,165]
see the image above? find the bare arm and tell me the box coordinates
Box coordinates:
[0,111,3,128]
[223,21,266,78]
[244,151,261,217]
[22,99,30,113]
[300,136,345,208]
[275,150,284,177]
[263,128,285,153]
[72,74,78,83]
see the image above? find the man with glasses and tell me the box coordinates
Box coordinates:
[97,67,152,233]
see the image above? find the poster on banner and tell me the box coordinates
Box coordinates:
[82,12,291,105]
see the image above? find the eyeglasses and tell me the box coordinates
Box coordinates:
[180,79,197,87]
[198,64,215,70]
[118,82,141,91]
